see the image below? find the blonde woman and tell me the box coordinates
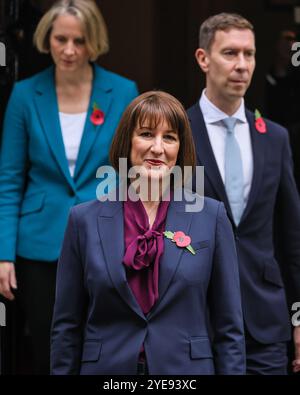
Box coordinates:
[0,0,138,374]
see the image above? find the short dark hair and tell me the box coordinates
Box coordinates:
[199,13,254,51]
[110,91,196,177]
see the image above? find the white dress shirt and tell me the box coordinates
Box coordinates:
[199,90,253,208]
[59,112,87,177]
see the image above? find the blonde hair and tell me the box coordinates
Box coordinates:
[34,0,109,61]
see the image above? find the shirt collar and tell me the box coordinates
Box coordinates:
[199,89,247,124]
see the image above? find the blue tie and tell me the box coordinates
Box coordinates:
[223,117,244,225]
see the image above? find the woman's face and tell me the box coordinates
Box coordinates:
[49,14,90,72]
[130,118,180,182]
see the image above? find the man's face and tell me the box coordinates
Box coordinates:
[196,28,256,109]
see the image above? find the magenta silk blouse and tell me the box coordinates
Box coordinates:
[123,198,170,315]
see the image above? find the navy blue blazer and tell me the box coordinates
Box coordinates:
[187,103,300,344]
[0,64,138,262]
[51,192,246,375]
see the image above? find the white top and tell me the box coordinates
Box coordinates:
[59,112,87,177]
[199,90,253,208]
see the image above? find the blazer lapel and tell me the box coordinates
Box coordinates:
[97,199,145,320]
[74,65,113,179]
[240,110,266,223]
[147,198,193,319]
[188,104,233,218]
[34,67,75,191]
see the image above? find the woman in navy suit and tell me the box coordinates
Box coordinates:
[0,0,138,374]
[51,91,246,375]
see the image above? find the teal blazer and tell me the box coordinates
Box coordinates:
[0,64,138,262]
